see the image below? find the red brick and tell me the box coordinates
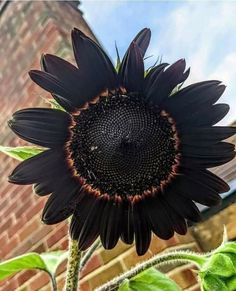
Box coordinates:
[17,270,37,286]
[29,225,53,245]
[80,254,102,278]
[0,236,19,258]
[25,198,45,220]
[8,216,27,238]
[0,278,19,291]
[28,272,50,290]
[0,216,13,233]
[46,223,68,248]
[18,218,39,241]
[15,196,32,218]
[80,281,90,291]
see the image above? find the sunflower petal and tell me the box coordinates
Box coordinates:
[77,198,105,250]
[9,149,64,185]
[180,126,236,147]
[176,104,229,127]
[100,197,121,249]
[164,187,201,222]
[175,174,222,206]
[146,59,189,105]
[180,168,229,193]
[182,142,235,158]
[145,195,174,240]
[133,200,151,255]
[163,81,225,117]
[119,42,144,93]
[120,199,134,245]
[70,193,96,240]
[8,108,71,148]
[42,180,81,224]
[144,63,169,95]
[71,28,117,92]
[132,28,151,57]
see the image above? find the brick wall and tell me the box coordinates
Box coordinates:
[1,1,234,291]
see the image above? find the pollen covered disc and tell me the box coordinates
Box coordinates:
[68,94,178,196]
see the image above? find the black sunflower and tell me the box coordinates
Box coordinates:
[8,28,236,255]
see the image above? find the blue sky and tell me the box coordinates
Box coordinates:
[81,0,236,125]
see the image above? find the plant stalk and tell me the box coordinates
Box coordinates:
[64,239,82,291]
[95,250,207,291]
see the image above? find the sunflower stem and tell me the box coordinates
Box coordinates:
[49,273,57,291]
[79,239,101,271]
[64,239,82,291]
[95,249,207,291]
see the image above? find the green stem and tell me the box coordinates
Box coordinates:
[95,250,207,291]
[79,239,101,271]
[49,273,57,291]
[64,239,82,291]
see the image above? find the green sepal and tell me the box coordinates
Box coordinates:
[0,146,44,161]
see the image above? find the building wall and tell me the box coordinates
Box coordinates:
[0,1,234,291]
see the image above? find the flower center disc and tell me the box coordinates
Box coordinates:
[69,95,178,197]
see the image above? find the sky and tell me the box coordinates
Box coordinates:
[80,0,236,125]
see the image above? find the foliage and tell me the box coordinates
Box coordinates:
[118,267,181,291]
[0,251,67,289]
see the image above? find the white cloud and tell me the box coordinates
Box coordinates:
[148,1,236,124]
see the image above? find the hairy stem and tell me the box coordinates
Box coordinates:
[64,239,82,291]
[49,273,57,291]
[95,250,206,291]
[80,239,101,271]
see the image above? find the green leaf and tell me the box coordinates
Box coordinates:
[118,268,181,291]
[40,251,68,275]
[203,253,236,278]
[47,98,65,111]
[201,274,228,291]
[0,251,67,281]
[0,146,44,161]
[226,275,236,291]
[216,242,236,255]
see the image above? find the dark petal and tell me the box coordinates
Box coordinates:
[163,81,225,117]
[145,195,174,240]
[144,63,169,96]
[42,179,82,225]
[8,108,71,148]
[41,54,85,111]
[161,200,187,235]
[33,182,52,196]
[180,168,229,193]
[169,212,187,235]
[70,193,97,240]
[132,28,151,57]
[9,108,71,148]
[164,187,201,222]
[174,174,222,206]
[71,28,117,92]
[41,54,80,83]
[133,200,151,256]
[9,149,65,185]
[51,93,75,112]
[145,59,189,105]
[100,198,122,249]
[180,126,236,147]
[182,142,235,158]
[181,152,235,168]
[120,199,134,245]
[176,104,229,128]
[119,42,144,93]
[29,70,75,107]
[77,197,105,250]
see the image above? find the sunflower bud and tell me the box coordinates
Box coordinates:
[199,242,236,291]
